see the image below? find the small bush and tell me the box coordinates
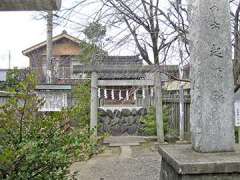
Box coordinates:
[139,106,171,136]
[69,81,91,128]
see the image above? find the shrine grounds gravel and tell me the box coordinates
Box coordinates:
[69,142,161,180]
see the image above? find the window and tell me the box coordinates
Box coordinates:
[71,60,87,79]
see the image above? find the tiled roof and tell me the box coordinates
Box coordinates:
[95,55,143,65]
[95,55,145,80]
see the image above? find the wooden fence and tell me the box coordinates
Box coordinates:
[162,94,191,140]
[145,94,191,139]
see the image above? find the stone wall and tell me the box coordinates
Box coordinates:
[98,108,147,136]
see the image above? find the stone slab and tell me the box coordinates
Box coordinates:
[109,143,140,147]
[119,146,132,159]
[159,144,240,175]
[103,136,147,147]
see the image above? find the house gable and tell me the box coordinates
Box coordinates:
[22,31,81,57]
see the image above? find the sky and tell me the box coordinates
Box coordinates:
[0,0,178,69]
[0,0,83,69]
[0,11,45,69]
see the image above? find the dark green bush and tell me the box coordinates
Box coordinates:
[68,81,91,128]
[0,72,101,179]
[139,106,171,136]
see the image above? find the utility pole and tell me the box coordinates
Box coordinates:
[176,0,185,141]
[46,11,53,84]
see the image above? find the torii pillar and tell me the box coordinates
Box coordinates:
[91,71,98,137]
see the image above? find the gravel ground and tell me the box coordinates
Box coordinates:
[69,143,161,180]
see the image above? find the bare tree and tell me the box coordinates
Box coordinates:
[101,0,177,65]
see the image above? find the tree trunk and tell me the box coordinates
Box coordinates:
[0,0,61,11]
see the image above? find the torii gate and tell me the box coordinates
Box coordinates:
[74,63,178,142]
[0,0,61,11]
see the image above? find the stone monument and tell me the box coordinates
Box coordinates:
[159,0,240,179]
[190,0,235,153]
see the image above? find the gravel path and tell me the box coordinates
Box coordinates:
[69,143,161,180]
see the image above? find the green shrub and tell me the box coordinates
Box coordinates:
[69,81,91,128]
[139,106,170,136]
[0,73,101,179]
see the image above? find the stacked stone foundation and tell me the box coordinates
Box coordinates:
[98,108,147,136]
